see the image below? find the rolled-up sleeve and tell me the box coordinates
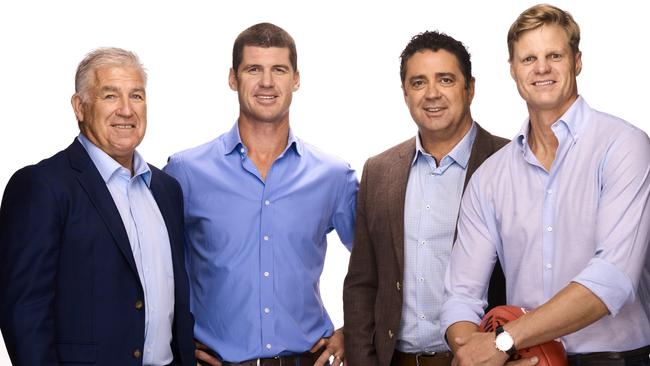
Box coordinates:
[440,170,500,336]
[572,129,650,316]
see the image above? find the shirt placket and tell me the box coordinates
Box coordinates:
[541,125,576,301]
[259,163,276,356]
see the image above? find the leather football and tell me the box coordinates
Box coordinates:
[479,305,568,366]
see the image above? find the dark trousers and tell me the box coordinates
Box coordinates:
[568,345,650,366]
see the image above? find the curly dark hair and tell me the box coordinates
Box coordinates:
[400,31,472,89]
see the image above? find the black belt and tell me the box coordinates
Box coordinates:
[391,350,453,366]
[222,351,324,366]
[568,344,650,365]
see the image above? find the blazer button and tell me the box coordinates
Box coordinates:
[133,349,142,358]
[388,329,394,339]
[135,300,144,310]
[396,281,401,291]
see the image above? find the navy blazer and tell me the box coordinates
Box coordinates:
[0,139,196,366]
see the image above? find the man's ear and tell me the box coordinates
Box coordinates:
[574,51,582,76]
[71,94,85,123]
[292,70,300,92]
[228,68,238,91]
[467,77,475,104]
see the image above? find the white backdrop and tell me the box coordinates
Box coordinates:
[1,0,648,364]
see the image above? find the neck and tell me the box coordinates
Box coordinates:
[526,95,577,171]
[114,155,135,176]
[238,115,290,180]
[419,118,472,164]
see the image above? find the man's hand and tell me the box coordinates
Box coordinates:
[195,340,222,366]
[452,331,514,366]
[310,327,345,366]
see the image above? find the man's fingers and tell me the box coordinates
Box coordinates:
[454,336,469,347]
[506,356,539,366]
[312,350,331,366]
[331,354,344,366]
[310,338,326,353]
[195,349,222,366]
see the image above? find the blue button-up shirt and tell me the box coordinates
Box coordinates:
[441,97,650,353]
[78,134,175,365]
[398,123,476,353]
[163,122,358,362]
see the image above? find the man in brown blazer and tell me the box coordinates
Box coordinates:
[343,31,507,366]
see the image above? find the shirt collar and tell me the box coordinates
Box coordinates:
[516,95,587,151]
[224,120,303,157]
[77,133,151,186]
[412,121,476,169]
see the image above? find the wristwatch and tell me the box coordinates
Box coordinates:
[495,326,516,356]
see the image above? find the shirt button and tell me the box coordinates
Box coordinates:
[547,189,553,194]
[264,307,271,314]
[396,281,401,291]
[546,263,553,269]
[418,277,424,282]
[240,148,245,153]
[133,349,142,358]
[420,240,426,245]
[266,344,272,350]
[420,314,426,320]
[264,271,270,277]
[546,226,553,232]
[135,300,144,310]
[388,330,394,338]
[263,235,269,241]
[425,205,431,210]
[264,200,271,206]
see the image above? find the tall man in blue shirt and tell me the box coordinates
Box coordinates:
[164,23,357,366]
[0,48,196,365]
[343,31,508,366]
[442,4,650,366]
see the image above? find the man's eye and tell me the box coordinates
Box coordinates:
[411,80,425,88]
[523,56,535,63]
[103,94,117,100]
[441,78,453,85]
[550,53,562,60]
[131,94,144,100]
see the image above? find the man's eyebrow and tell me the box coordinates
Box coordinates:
[435,72,456,78]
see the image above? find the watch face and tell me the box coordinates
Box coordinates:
[496,332,514,351]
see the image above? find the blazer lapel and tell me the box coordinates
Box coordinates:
[148,171,183,280]
[464,123,495,191]
[66,139,139,276]
[387,138,416,273]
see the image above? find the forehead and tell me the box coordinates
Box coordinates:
[405,49,462,77]
[513,24,571,55]
[240,45,292,68]
[92,65,145,88]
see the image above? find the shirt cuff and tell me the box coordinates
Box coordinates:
[440,296,484,340]
[572,257,635,316]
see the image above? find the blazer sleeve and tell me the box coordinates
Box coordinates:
[0,167,62,366]
[343,159,380,366]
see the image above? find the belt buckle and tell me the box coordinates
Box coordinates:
[273,355,282,366]
[415,352,436,366]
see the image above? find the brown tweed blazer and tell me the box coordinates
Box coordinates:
[343,123,508,366]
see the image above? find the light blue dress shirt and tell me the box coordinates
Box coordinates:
[441,97,650,353]
[398,123,476,353]
[78,134,175,366]
[163,122,358,363]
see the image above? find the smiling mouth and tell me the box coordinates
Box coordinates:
[112,124,135,129]
[533,80,555,86]
[256,95,277,100]
[424,107,444,113]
